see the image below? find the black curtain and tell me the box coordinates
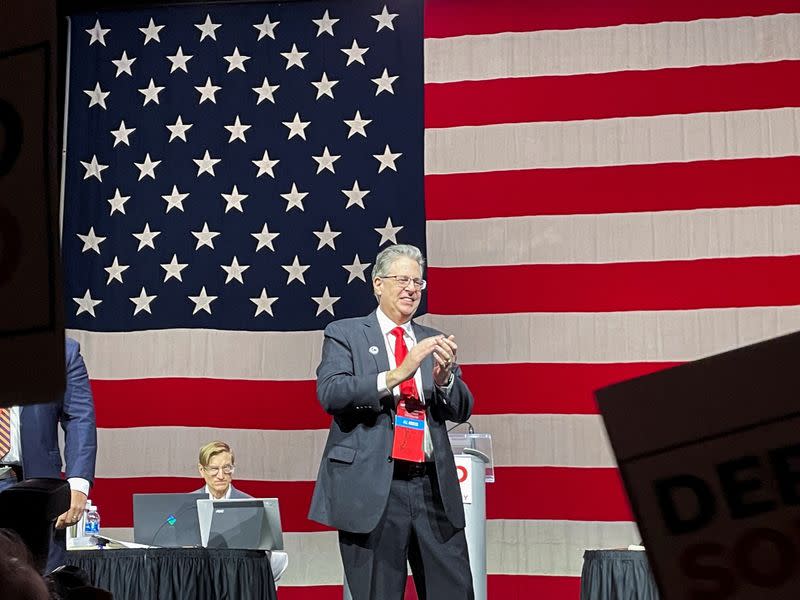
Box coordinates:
[67,548,277,600]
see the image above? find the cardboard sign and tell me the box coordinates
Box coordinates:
[597,330,800,600]
[0,0,64,406]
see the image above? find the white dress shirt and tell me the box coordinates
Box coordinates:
[204,484,232,499]
[375,308,435,459]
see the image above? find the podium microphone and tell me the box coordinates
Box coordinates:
[460,421,489,463]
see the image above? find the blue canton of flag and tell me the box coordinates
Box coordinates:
[63,0,424,332]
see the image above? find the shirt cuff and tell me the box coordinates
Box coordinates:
[68,477,91,496]
[377,372,390,396]
[436,372,455,393]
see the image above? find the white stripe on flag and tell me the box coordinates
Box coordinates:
[425,14,800,82]
[93,415,615,479]
[67,328,323,380]
[425,108,800,174]
[420,306,800,364]
[427,205,800,267]
[485,519,640,577]
[95,427,328,480]
[72,306,800,377]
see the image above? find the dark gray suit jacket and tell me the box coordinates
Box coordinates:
[308,311,474,534]
[193,485,251,499]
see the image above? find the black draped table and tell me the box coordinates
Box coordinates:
[66,547,277,600]
[580,550,660,600]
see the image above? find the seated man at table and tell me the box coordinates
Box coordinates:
[194,441,250,499]
[193,441,288,583]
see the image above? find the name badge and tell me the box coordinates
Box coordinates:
[396,415,424,430]
[391,400,426,463]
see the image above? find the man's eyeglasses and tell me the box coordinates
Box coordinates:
[202,465,235,475]
[379,275,427,290]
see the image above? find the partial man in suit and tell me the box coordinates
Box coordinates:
[193,441,250,499]
[309,244,475,600]
[0,336,97,573]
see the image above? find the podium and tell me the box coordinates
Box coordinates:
[449,432,494,600]
[342,433,494,600]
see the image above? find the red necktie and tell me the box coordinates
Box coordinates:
[390,327,425,462]
[0,408,11,460]
[391,326,419,401]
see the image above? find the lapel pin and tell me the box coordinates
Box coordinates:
[368,345,379,355]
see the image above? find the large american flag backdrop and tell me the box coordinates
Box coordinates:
[62,0,800,597]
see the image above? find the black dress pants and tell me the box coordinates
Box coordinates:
[338,462,474,600]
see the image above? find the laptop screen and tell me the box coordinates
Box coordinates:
[197,498,283,551]
[132,493,206,547]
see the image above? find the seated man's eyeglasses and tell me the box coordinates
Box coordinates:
[380,275,427,290]
[202,465,235,475]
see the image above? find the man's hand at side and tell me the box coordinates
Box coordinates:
[55,490,87,529]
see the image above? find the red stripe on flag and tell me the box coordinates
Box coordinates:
[424,0,800,38]
[91,379,330,430]
[91,363,675,429]
[279,580,429,600]
[88,360,652,424]
[428,256,800,314]
[90,477,196,529]
[425,157,800,220]
[276,586,344,600]
[488,574,581,600]
[464,362,676,415]
[93,467,631,529]
[426,61,800,128]
[405,574,579,600]
[487,467,633,521]
[277,576,580,599]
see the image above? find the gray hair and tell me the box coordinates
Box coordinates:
[371,244,425,280]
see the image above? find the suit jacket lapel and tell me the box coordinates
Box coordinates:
[363,311,390,373]
[363,314,433,395]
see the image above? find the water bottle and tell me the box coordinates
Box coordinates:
[84,503,100,536]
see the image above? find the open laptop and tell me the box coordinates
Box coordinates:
[197,498,283,551]
[133,493,206,547]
